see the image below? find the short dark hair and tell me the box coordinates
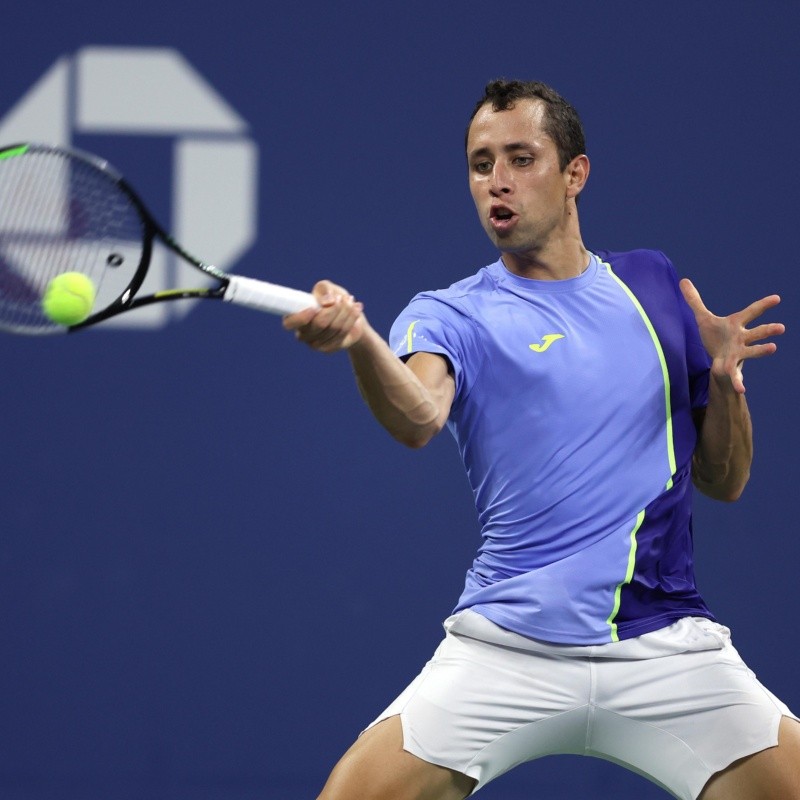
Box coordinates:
[466,79,586,171]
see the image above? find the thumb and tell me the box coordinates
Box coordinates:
[679,278,707,319]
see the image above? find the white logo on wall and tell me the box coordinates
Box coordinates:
[0,46,258,328]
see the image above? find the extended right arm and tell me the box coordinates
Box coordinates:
[283,280,454,448]
[348,326,454,448]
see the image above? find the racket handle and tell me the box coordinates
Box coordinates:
[223,275,318,315]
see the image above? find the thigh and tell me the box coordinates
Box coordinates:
[593,620,798,800]
[317,716,475,800]
[364,614,592,790]
[699,716,800,800]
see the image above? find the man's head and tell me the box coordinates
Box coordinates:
[466,80,586,171]
[465,80,590,273]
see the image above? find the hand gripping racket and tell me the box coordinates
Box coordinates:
[0,142,318,334]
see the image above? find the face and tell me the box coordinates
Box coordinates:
[466,99,584,262]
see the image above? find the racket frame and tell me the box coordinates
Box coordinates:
[0,142,313,333]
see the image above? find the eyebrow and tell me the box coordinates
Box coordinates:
[468,142,537,159]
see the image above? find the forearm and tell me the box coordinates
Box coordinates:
[347,324,451,448]
[692,373,753,501]
[282,281,452,446]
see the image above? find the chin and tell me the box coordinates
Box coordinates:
[486,229,519,249]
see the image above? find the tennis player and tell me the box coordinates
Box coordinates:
[284,80,800,800]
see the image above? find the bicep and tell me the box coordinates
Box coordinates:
[406,351,456,425]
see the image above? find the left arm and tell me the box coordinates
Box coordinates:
[680,279,785,502]
[690,379,752,502]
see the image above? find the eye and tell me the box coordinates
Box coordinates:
[513,156,534,167]
[472,160,492,174]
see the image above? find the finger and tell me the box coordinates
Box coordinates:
[282,305,320,331]
[739,293,781,324]
[284,282,345,329]
[742,342,778,360]
[303,295,357,333]
[295,299,363,350]
[304,292,352,324]
[743,321,786,343]
[303,321,361,353]
[304,318,352,348]
[295,313,342,345]
[312,279,352,307]
[732,367,745,395]
[314,302,364,351]
[718,357,746,394]
[679,278,709,317]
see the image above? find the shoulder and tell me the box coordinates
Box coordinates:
[414,262,499,306]
[594,248,676,275]
[391,262,493,327]
[594,248,682,298]
[389,264,501,360]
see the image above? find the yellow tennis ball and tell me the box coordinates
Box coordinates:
[42,272,96,326]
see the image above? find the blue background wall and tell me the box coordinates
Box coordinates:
[1,2,798,798]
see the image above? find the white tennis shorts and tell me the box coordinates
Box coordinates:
[367,610,797,800]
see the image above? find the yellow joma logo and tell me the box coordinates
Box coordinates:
[529,334,565,352]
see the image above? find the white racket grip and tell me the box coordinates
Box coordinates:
[223,275,318,315]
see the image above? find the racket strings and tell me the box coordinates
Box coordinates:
[0,146,147,333]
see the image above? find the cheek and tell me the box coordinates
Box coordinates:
[523,179,564,208]
[469,182,485,208]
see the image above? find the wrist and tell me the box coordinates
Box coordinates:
[709,360,745,396]
[347,318,376,350]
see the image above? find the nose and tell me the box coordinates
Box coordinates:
[490,162,512,196]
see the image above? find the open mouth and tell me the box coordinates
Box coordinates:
[491,206,514,221]
[490,206,517,230]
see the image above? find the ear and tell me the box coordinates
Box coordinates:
[565,154,590,199]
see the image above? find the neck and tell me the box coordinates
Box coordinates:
[501,238,590,281]
[500,197,590,280]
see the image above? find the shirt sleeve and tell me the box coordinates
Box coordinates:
[388,292,483,403]
[682,298,711,409]
[660,252,711,410]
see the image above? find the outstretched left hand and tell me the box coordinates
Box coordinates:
[680,278,785,395]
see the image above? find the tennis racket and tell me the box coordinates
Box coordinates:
[0,142,318,334]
